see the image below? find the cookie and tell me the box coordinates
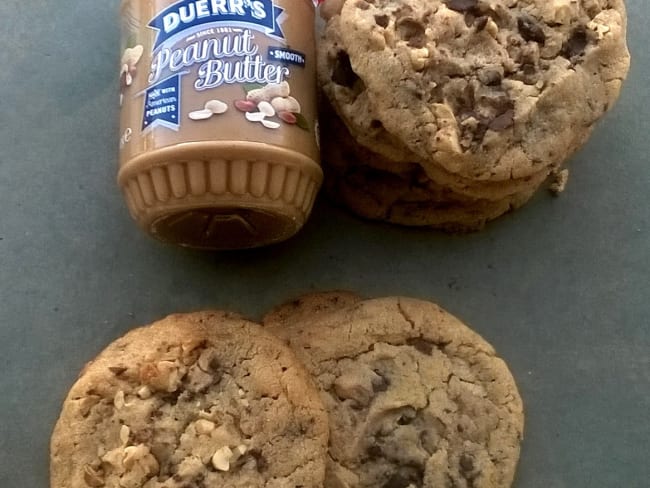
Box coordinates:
[318,15,418,166]
[264,290,362,330]
[50,312,329,488]
[328,163,534,231]
[322,107,537,231]
[338,0,630,181]
[318,25,551,202]
[264,297,525,487]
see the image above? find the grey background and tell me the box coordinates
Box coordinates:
[0,1,648,486]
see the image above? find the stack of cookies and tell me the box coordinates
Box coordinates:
[51,295,525,487]
[318,0,630,230]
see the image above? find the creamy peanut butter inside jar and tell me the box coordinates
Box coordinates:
[118,0,322,249]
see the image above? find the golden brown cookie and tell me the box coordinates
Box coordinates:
[338,0,630,181]
[50,312,329,488]
[318,15,554,202]
[322,108,537,231]
[264,296,525,488]
[264,290,363,330]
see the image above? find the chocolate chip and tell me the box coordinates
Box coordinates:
[521,63,537,76]
[397,407,417,425]
[162,389,182,406]
[460,454,480,481]
[518,14,546,45]
[370,119,384,130]
[516,63,538,85]
[481,92,513,115]
[460,454,475,473]
[478,69,502,86]
[407,337,434,355]
[488,109,514,131]
[366,445,383,459]
[561,26,589,60]
[382,466,424,488]
[249,450,268,472]
[396,18,427,48]
[395,5,414,19]
[372,371,391,392]
[332,51,359,88]
[108,366,127,376]
[375,14,390,28]
[445,0,478,13]
[420,429,439,453]
[474,16,488,32]
[464,12,476,28]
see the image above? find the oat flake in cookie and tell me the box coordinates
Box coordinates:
[50,312,329,488]
[338,0,630,181]
[264,296,525,488]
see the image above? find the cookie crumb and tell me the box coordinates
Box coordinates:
[549,169,569,195]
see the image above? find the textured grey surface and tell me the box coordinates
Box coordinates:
[0,1,648,487]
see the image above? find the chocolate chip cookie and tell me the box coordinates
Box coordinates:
[264,297,525,487]
[318,18,552,202]
[264,290,362,330]
[338,0,630,181]
[50,312,329,488]
[323,107,537,230]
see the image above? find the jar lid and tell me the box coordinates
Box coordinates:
[118,142,322,250]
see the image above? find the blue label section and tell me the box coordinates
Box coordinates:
[142,74,181,131]
[149,0,285,50]
[267,46,306,67]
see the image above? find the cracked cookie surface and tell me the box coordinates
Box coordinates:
[337,0,630,181]
[264,297,524,488]
[50,312,329,488]
[318,18,551,202]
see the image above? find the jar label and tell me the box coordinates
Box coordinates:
[119,0,318,167]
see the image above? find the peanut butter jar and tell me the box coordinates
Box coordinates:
[118,0,322,249]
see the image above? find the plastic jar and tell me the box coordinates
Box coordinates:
[118,0,322,249]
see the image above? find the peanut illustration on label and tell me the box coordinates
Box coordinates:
[188,99,229,120]
[120,45,144,107]
[233,81,309,131]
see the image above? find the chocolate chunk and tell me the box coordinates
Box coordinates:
[370,119,384,130]
[474,16,488,32]
[332,51,358,88]
[517,63,538,85]
[460,454,475,473]
[445,0,478,13]
[249,450,268,472]
[162,389,182,406]
[518,14,546,45]
[460,453,480,481]
[397,407,417,425]
[395,5,414,19]
[366,445,383,459]
[396,18,427,48]
[382,466,424,488]
[488,109,515,131]
[561,26,589,60]
[372,371,391,392]
[375,14,390,28]
[478,69,502,86]
[481,91,513,115]
[406,337,434,355]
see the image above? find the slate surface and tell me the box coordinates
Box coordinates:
[0,1,648,486]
